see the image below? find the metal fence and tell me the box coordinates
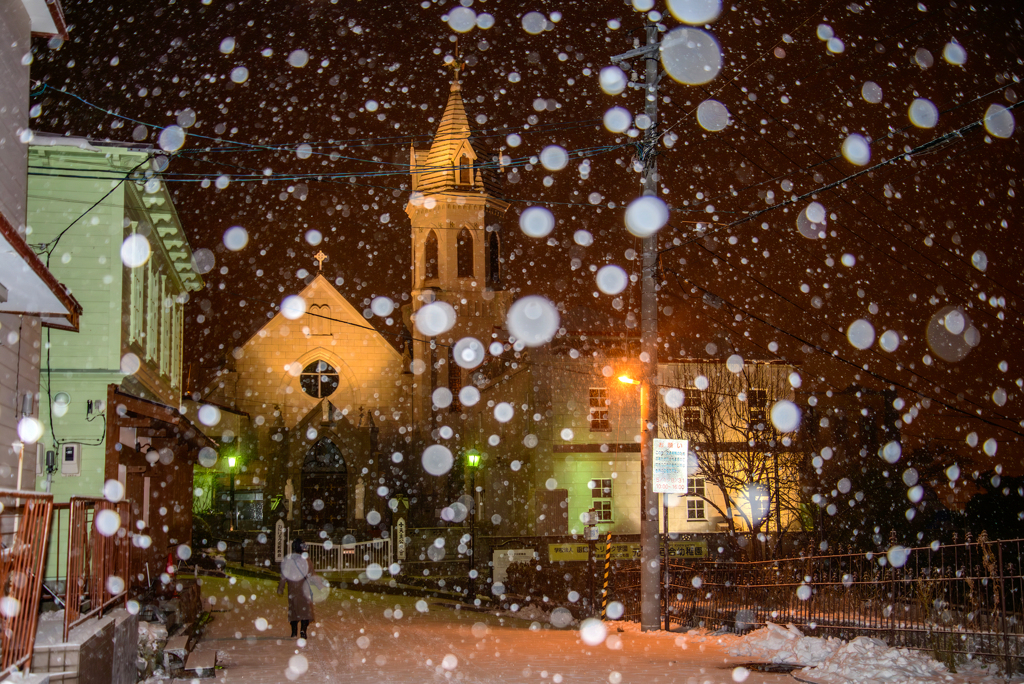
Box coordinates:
[61,497,132,641]
[0,489,54,679]
[306,538,392,573]
[609,535,1023,673]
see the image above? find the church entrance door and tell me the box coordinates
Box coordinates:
[301,438,347,532]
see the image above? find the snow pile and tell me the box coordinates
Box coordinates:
[798,636,949,683]
[511,603,552,622]
[726,622,840,665]
[138,620,168,646]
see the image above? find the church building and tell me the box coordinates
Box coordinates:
[194,63,513,539]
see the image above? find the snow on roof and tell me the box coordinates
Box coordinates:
[26,133,98,150]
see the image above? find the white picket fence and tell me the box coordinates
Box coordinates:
[305,538,392,572]
[274,521,393,572]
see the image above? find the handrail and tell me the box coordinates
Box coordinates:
[62,497,133,641]
[0,489,54,679]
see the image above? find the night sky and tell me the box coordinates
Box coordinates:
[28,0,1024,473]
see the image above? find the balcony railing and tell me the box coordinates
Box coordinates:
[0,489,54,679]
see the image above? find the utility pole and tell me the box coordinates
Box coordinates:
[612,18,661,633]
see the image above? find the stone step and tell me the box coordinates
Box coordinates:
[185,650,216,673]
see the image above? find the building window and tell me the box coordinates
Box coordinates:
[424,230,438,281]
[589,388,610,431]
[129,251,144,345]
[457,228,473,278]
[686,477,706,520]
[300,361,339,398]
[488,231,500,284]
[145,265,158,361]
[171,303,182,388]
[684,388,703,432]
[458,154,472,185]
[589,478,613,522]
[748,389,767,425]
[447,348,462,412]
[160,277,170,377]
[309,304,331,335]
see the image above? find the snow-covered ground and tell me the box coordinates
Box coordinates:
[135,576,1022,684]
[487,602,1021,683]
[674,621,1020,684]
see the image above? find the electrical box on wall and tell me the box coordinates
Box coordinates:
[61,443,81,476]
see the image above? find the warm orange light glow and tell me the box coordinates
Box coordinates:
[618,375,640,385]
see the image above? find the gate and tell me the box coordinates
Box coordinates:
[306,538,392,573]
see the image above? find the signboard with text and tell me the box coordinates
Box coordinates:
[653,438,691,494]
[548,543,590,562]
[395,517,407,561]
[606,540,709,560]
[492,548,536,583]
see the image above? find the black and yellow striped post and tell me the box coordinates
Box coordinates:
[601,532,612,619]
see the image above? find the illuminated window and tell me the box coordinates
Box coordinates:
[684,388,703,432]
[686,478,706,520]
[458,155,472,185]
[589,388,610,431]
[748,389,768,425]
[589,478,613,522]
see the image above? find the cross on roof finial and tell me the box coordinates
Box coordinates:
[314,250,327,271]
[446,41,465,83]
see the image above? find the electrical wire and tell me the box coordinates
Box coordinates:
[36,158,152,261]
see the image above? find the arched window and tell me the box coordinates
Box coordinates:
[300,360,339,398]
[488,231,500,284]
[309,304,331,335]
[458,155,471,185]
[424,230,438,281]
[457,228,473,278]
[447,348,462,412]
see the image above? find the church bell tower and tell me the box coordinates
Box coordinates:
[404,61,511,427]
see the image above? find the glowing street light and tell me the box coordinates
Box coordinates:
[227,454,238,531]
[465,449,481,600]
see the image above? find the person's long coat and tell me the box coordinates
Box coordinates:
[277,553,316,621]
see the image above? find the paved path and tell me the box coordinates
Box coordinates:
[157,574,795,684]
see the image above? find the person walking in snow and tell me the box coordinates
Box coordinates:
[278,537,317,639]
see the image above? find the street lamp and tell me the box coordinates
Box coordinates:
[618,373,660,631]
[465,449,481,601]
[227,455,237,531]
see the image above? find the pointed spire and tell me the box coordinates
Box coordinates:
[408,57,504,199]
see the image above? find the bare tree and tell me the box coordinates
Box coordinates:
[658,361,805,556]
